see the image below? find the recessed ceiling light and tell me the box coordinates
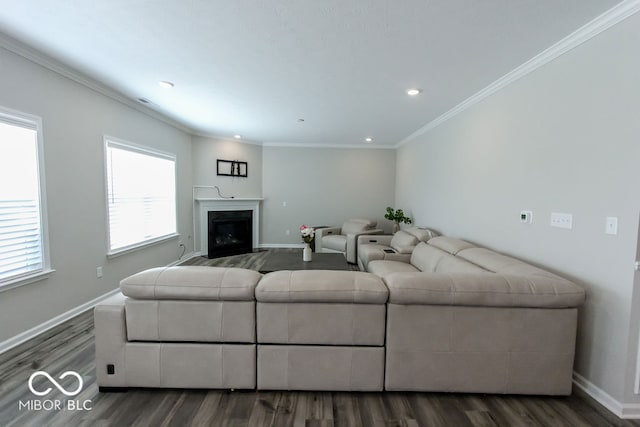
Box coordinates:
[158,80,175,89]
[406,88,422,96]
[365,137,373,143]
[234,134,242,139]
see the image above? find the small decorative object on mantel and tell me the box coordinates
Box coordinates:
[300,224,315,262]
[384,207,412,233]
[217,159,248,177]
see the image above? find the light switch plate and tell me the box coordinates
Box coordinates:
[550,212,573,229]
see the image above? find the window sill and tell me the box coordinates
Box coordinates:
[107,233,180,259]
[0,269,55,293]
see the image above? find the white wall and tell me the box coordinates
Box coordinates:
[191,136,263,198]
[190,136,263,252]
[0,47,193,342]
[395,13,640,407]
[262,146,396,245]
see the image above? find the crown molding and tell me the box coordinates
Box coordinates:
[0,31,195,135]
[262,142,395,150]
[395,0,640,148]
[191,131,264,146]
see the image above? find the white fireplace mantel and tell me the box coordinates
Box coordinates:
[196,198,263,254]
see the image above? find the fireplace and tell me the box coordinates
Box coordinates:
[207,210,253,258]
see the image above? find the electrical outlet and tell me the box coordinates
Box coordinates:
[96,266,103,278]
[285,229,290,236]
[550,212,573,229]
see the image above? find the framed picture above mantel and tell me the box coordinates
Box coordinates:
[217,159,248,177]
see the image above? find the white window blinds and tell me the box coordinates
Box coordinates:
[105,139,177,254]
[0,119,44,283]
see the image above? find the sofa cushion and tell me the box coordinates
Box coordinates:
[457,248,562,279]
[409,242,486,273]
[405,227,439,242]
[390,230,419,254]
[428,236,475,254]
[256,270,388,304]
[367,259,420,278]
[120,266,261,301]
[384,272,585,308]
[322,234,347,252]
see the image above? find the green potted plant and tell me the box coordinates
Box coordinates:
[385,207,412,233]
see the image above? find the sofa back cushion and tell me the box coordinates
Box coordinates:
[384,271,585,308]
[120,266,261,300]
[409,243,445,272]
[404,227,438,242]
[410,242,487,273]
[457,247,563,279]
[256,270,388,304]
[390,230,419,254]
[342,219,376,234]
[428,236,475,254]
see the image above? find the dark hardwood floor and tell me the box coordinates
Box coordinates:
[0,250,637,426]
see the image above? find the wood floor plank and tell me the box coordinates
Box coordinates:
[331,392,358,427]
[464,409,499,427]
[191,390,225,426]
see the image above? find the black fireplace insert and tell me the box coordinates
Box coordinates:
[207,210,253,258]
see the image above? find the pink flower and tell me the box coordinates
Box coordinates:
[299,224,315,243]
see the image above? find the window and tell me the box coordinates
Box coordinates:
[105,137,177,255]
[0,108,51,288]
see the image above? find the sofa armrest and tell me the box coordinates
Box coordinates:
[384,272,585,308]
[357,234,393,247]
[94,292,128,387]
[345,229,384,263]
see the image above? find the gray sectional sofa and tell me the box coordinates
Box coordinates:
[95,235,585,395]
[368,236,585,394]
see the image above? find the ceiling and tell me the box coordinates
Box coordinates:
[0,0,622,147]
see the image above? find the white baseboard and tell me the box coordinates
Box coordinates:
[573,372,640,419]
[0,288,120,355]
[168,251,197,266]
[622,404,640,419]
[188,245,304,252]
[259,243,305,249]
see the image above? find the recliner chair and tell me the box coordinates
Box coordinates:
[315,219,382,264]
